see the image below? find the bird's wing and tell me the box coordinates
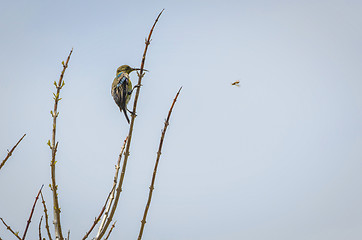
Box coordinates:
[112,73,128,107]
[117,75,128,88]
[119,74,130,108]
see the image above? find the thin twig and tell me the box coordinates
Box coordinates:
[138,87,182,240]
[82,185,116,240]
[0,134,26,171]
[104,221,116,240]
[38,216,43,240]
[22,185,44,240]
[95,137,127,238]
[49,49,73,240]
[0,217,21,240]
[94,9,164,240]
[40,192,53,240]
[67,230,70,240]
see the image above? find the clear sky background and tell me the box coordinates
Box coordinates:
[1,0,361,239]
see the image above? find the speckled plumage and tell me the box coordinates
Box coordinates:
[111,65,138,123]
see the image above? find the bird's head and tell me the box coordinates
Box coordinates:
[116,65,147,75]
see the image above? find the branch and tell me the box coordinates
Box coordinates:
[94,9,164,240]
[0,134,26,171]
[82,185,116,240]
[22,185,44,240]
[95,137,127,238]
[40,192,53,240]
[49,49,73,240]
[38,216,43,240]
[0,217,21,240]
[104,221,116,240]
[137,87,182,240]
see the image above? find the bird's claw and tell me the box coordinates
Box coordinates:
[127,109,137,117]
[132,84,142,91]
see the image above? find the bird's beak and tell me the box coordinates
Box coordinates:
[132,68,148,72]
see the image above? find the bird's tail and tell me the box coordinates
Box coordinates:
[121,107,130,124]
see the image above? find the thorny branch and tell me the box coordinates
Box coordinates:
[104,221,116,240]
[40,192,53,240]
[82,185,116,240]
[48,48,73,240]
[0,217,21,240]
[94,9,164,240]
[137,87,182,240]
[0,134,26,171]
[38,216,43,240]
[22,185,44,240]
[95,137,127,238]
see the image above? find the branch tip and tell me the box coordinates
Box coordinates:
[0,134,26,171]
[137,88,181,240]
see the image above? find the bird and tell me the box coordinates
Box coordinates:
[111,65,142,123]
[231,80,240,87]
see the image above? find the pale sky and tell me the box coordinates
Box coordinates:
[1,0,362,239]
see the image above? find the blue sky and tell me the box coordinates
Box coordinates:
[1,0,362,239]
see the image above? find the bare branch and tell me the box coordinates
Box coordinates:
[0,134,26,171]
[40,192,52,240]
[82,185,116,240]
[138,87,182,240]
[0,217,21,240]
[38,216,43,240]
[95,9,164,240]
[22,185,44,240]
[104,221,116,240]
[50,48,73,240]
[95,137,127,238]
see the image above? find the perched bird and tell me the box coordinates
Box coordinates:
[111,65,142,123]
